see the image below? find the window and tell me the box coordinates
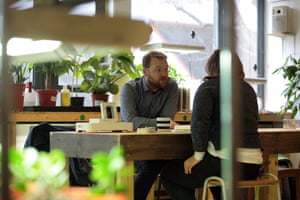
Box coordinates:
[131,0,216,110]
[131,0,262,110]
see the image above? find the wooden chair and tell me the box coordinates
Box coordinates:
[201,173,281,200]
[278,168,300,200]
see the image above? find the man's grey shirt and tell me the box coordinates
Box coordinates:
[120,77,178,130]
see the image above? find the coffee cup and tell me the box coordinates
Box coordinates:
[156,117,171,132]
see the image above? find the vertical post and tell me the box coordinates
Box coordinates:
[111,0,131,18]
[95,0,108,15]
[218,0,240,199]
[257,0,265,110]
[1,0,13,199]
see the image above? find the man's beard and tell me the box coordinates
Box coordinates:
[147,75,167,90]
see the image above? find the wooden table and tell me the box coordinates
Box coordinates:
[50,131,193,200]
[50,128,300,200]
[258,128,300,199]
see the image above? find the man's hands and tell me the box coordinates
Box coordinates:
[170,120,177,129]
[184,155,201,174]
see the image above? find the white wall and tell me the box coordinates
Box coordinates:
[265,0,300,112]
[265,0,300,168]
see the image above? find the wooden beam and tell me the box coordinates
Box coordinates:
[7,7,151,48]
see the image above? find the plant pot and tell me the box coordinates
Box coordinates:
[10,187,25,200]
[12,83,26,111]
[92,93,108,106]
[62,187,126,200]
[71,97,84,107]
[37,89,58,107]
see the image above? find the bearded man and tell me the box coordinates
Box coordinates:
[120,51,178,200]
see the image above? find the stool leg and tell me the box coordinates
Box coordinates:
[197,188,203,200]
[219,179,226,200]
[202,186,208,200]
[254,186,259,200]
[276,181,282,200]
[156,176,161,200]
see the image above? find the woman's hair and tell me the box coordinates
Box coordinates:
[142,51,167,68]
[204,49,245,80]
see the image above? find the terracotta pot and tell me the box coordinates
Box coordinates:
[92,93,108,106]
[12,84,26,111]
[37,89,58,107]
[10,188,25,200]
[62,187,126,200]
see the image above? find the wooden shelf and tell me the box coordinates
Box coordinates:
[10,111,286,123]
[9,111,192,123]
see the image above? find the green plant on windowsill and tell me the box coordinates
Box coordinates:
[63,53,92,94]
[89,145,130,197]
[33,60,70,90]
[9,62,33,84]
[33,60,70,106]
[9,62,34,111]
[273,55,300,118]
[80,51,135,104]
[129,63,185,85]
[8,147,68,200]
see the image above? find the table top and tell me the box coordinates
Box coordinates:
[50,128,300,160]
[258,128,300,154]
[258,128,300,133]
[50,131,193,160]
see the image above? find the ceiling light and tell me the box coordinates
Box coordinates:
[140,43,205,54]
[7,37,61,56]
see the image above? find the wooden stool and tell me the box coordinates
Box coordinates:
[278,168,300,200]
[201,173,281,200]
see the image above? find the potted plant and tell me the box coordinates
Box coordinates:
[33,60,69,107]
[63,53,100,107]
[273,55,300,118]
[9,62,33,111]
[80,52,135,106]
[8,147,68,200]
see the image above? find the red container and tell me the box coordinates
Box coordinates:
[37,89,58,107]
[12,84,26,111]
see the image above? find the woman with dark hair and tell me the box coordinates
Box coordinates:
[160,49,263,200]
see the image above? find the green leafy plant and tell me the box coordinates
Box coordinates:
[80,51,135,95]
[111,52,136,79]
[89,145,130,195]
[273,55,300,118]
[128,63,185,85]
[8,147,68,198]
[168,65,185,85]
[63,54,90,93]
[9,63,33,84]
[33,60,69,89]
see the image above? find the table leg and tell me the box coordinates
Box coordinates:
[9,122,17,146]
[121,161,134,200]
[262,154,278,200]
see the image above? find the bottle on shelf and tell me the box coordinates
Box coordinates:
[23,82,37,106]
[61,85,71,107]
